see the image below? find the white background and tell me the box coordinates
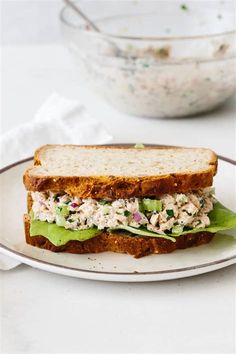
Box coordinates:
[0,1,236,353]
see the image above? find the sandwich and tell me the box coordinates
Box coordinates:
[23,144,236,258]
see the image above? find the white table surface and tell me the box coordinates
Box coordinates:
[1,42,236,354]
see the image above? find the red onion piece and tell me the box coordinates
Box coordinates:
[71,202,78,208]
[133,212,142,222]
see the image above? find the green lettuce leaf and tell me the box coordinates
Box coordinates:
[30,219,101,246]
[111,225,176,242]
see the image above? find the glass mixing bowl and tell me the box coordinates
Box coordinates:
[60,1,236,118]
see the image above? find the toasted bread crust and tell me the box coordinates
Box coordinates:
[24,214,215,258]
[23,145,217,199]
[24,171,215,199]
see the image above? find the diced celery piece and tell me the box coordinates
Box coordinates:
[56,215,66,227]
[142,198,162,212]
[55,205,69,217]
[102,206,110,215]
[172,225,184,234]
[134,143,145,148]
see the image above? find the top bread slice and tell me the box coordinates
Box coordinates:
[23,145,217,199]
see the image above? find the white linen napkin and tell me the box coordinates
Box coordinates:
[0,93,113,269]
[0,93,112,167]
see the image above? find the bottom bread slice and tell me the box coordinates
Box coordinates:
[24,215,215,258]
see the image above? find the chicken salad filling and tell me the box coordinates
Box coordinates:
[31,189,215,235]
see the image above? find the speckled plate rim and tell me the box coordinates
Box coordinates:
[0,242,235,280]
[0,144,236,282]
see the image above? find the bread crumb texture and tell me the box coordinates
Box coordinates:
[32,145,216,177]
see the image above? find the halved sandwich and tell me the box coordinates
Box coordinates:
[23,145,236,258]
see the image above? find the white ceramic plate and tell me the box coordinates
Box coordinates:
[0,153,236,282]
